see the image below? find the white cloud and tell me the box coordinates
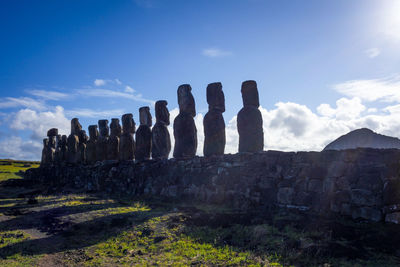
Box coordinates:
[202,48,232,58]
[364,47,380,58]
[94,79,106,86]
[78,89,154,105]
[66,108,125,118]
[10,106,70,140]
[0,97,45,110]
[27,89,69,101]
[125,86,135,93]
[377,0,400,41]
[0,136,42,161]
[333,75,400,102]
[317,97,365,120]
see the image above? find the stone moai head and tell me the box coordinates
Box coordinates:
[98,120,110,138]
[241,80,259,107]
[110,118,122,137]
[88,125,99,141]
[71,118,82,135]
[122,113,136,134]
[48,135,56,149]
[47,128,58,137]
[139,107,152,127]
[177,84,196,117]
[207,82,225,112]
[155,100,170,125]
[79,130,88,144]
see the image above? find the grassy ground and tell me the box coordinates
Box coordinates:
[0,160,39,182]
[0,159,399,266]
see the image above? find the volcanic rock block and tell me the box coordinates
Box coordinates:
[97,120,109,161]
[152,100,171,159]
[119,113,136,161]
[237,80,263,153]
[108,118,121,160]
[203,82,226,157]
[54,134,62,163]
[135,107,152,161]
[86,125,98,164]
[173,84,197,158]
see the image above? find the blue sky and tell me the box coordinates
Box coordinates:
[1,0,400,160]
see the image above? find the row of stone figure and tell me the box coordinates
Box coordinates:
[41,80,264,165]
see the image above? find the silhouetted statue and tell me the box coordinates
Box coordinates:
[86,125,98,164]
[60,135,68,162]
[152,100,171,159]
[237,80,263,152]
[41,138,49,166]
[203,82,226,156]
[173,84,197,158]
[107,118,121,160]
[67,118,83,164]
[97,120,109,161]
[54,134,62,163]
[44,128,58,164]
[78,130,88,164]
[119,113,136,161]
[135,107,152,161]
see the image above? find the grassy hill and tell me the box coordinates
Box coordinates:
[0,159,399,266]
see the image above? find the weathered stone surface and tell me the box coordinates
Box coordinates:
[40,138,49,166]
[60,135,68,162]
[152,101,171,160]
[204,82,225,157]
[135,107,152,161]
[383,179,400,205]
[71,118,82,135]
[27,148,400,224]
[67,134,79,164]
[173,84,197,158]
[47,128,58,137]
[120,114,135,161]
[78,130,88,164]
[107,118,121,160]
[237,80,263,153]
[86,125,98,164]
[97,120,109,161]
[385,212,400,224]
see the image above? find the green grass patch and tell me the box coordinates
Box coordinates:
[0,159,39,182]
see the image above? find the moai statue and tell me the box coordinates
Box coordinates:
[60,135,68,162]
[237,80,263,152]
[46,128,58,164]
[40,138,49,167]
[203,82,226,157]
[135,107,152,161]
[67,118,82,164]
[78,130,88,164]
[119,113,136,161]
[86,125,98,164]
[97,120,109,161]
[173,84,197,158]
[107,118,121,160]
[152,100,171,159]
[54,134,62,164]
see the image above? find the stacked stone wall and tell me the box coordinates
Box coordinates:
[25,148,400,224]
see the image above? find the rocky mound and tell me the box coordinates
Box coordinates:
[323,128,400,150]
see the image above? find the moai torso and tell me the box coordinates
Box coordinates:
[135,107,152,162]
[86,125,98,164]
[41,138,49,167]
[119,114,136,161]
[78,130,88,164]
[45,128,58,165]
[60,135,68,162]
[152,100,171,160]
[97,120,109,161]
[203,82,226,157]
[173,84,197,158]
[67,118,83,164]
[237,80,263,152]
[107,118,121,160]
[54,134,62,164]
